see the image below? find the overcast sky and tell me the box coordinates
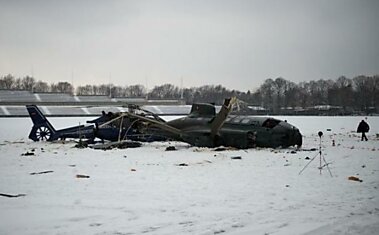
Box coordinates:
[1,0,378,91]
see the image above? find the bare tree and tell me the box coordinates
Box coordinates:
[0,74,15,89]
[51,82,74,94]
[125,85,146,97]
[149,84,180,99]
[34,80,50,92]
[21,76,36,91]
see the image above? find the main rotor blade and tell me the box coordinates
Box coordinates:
[210,97,237,138]
[123,112,182,136]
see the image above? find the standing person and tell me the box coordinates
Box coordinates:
[357,120,370,141]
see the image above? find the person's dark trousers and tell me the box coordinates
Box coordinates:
[361,132,368,141]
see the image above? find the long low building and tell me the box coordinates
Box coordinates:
[0,90,185,106]
[0,105,194,117]
[0,90,189,116]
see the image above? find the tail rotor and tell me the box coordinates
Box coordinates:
[35,126,52,141]
[26,105,56,141]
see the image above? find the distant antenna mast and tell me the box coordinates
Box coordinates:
[109,73,112,98]
[180,76,184,99]
[71,69,74,95]
[145,75,148,100]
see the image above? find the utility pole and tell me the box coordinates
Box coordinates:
[180,76,184,100]
[109,73,112,98]
[145,75,148,100]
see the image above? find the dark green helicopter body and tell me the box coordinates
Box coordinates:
[144,99,302,149]
[167,116,301,148]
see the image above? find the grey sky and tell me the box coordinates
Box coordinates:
[1,0,378,91]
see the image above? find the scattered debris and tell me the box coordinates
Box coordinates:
[30,170,54,175]
[290,150,297,154]
[130,169,137,171]
[231,156,242,160]
[0,193,26,198]
[305,157,310,160]
[75,140,88,148]
[68,164,76,167]
[21,151,35,156]
[362,165,366,168]
[177,163,189,166]
[285,185,290,187]
[89,223,102,227]
[348,176,363,182]
[165,146,176,151]
[12,141,25,144]
[214,147,238,151]
[214,229,226,234]
[76,174,90,179]
[91,140,142,150]
[284,163,291,166]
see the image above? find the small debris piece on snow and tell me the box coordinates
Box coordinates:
[348,176,363,182]
[305,157,310,160]
[177,163,189,166]
[21,152,35,156]
[76,174,90,179]
[130,169,137,171]
[0,193,26,198]
[231,156,242,160]
[165,146,176,151]
[214,147,238,151]
[75,140,88,148]
[91,141,142,150]
[214,230,226,234]
[30,170,54,175]
[12,141,25,144]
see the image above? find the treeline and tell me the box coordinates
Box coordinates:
[1,74,378,112]
[0,74,74,93]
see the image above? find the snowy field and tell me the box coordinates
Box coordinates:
[0,116,379,235]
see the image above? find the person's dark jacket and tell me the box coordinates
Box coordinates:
[357,121,370,133]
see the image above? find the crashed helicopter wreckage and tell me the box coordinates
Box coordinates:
[26,98,302,149]
[26,104,166,144]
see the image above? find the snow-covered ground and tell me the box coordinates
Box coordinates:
[0,116,378,235]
